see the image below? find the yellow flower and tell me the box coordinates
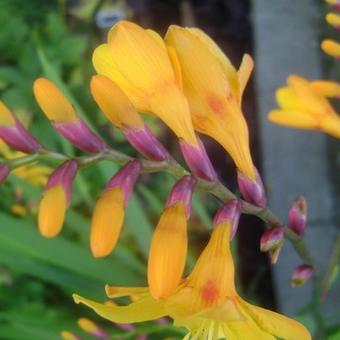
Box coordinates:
[92,20,197,146]
[73,222,310,339]
[310,80,340,98]
[268,75,340,138]
[321,39,340,58]
[165,26,256,180]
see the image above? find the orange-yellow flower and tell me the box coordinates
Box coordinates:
[165,26,256,180]
[73,203,310,340]
[268,75,340,138]
[310,80,340,98]
[92,20,197,146]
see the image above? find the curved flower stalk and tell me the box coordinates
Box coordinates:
[90,160,141,258]
[33,78,106,153]
[165,26,266,206]
[92,20,216,181]
[73,200,311,340]
[268,75,340,138]
[91,75,171,161]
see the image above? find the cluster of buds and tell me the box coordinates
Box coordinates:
[322,0,340,58]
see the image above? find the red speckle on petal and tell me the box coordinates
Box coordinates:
[201,280,219,306]
[207,94,224,115]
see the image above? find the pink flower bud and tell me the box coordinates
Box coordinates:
[53,119,106,153]
[123,125,171,161]
[104,160,141,206]
[0,101,42,153]
[213,200,241,239]
[237,168,267,208]
[0,163,10,184]
[260,226,285,264]
[165,175,196,217]
[291,264,314,288]
[288,196,307,237]
[179,138,217,182]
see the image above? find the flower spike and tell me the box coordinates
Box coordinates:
[33,78,106,153]
[213,200,241,240]
[0,101,42,153]
[148,176,196,299]
[260,226,285,264]
[90,160,141,258]
[0,163,10,184]
[288,196,307,237]
[291,264,314,288]
[91,75,170,161]
[38,160,78,238]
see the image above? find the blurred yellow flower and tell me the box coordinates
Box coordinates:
[321,39,340,58]
[325,12,340,29]
[310,80,340,98]
[92,20,197,146]
[165,26,256,180]
[74,222,310,340]
[269,75,340,138]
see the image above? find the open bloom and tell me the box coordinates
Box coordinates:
[74,201,310,340]
[92,20,216,181]
[165,26,256,181]
[269,75,340,138]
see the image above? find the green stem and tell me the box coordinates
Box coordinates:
[6,147,315,267]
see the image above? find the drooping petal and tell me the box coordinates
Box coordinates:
[268,109,319,129]
[241,299,311,340]
[73,293,166,323]
[320,114,340,138]
[310,80,340,98]
[105,285,149,298]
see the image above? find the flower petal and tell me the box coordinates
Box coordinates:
[105,285,149,298]
[73,293,166,323]
[310,80,340,98]
[268,109,319,129]
[320,114,340,138]
[237,54,254,101]
[241,300,311,340]
[276,87,307,111]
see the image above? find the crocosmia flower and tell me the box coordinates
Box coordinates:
[73,201,310,340]
[92,20,216,181]
[268,75,340,138]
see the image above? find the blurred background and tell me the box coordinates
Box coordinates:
[0,0,339,339]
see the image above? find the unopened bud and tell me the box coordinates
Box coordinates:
[237,168,267,208]
[38,160,78,238]
[148,176,195,299]
[180,138,217,181]
[77,318,108,338]
[34,78,106,153]
[260,226,285,264]
[291,264,314,288]
[288,196,307,237]
[326,0,340,11]
[321,39,340,59]
[0,101,42,153]
[90,160,141,258]
[0,163,10,184]
[213,200,241,240]
[60,331,81,340]
[326,12,340,30]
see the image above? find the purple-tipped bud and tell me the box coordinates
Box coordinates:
[165,176,196,217]
[45,160,78,205]
[288,196,307,237]
[237,168,267,208]
[291,264,314,288]
[179,138,217,182]
[105,160,141,206]
[0,163,10,184]
[327,0,340,11]
[213,200,241,240]
[53,119,106,153]
[0,102,42,153]
[123,125,171,161]
[77,318,108,339]
[260,226,285,264]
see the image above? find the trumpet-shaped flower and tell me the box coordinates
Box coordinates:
[38,160,78,237]
[92,21,216,181]
[73,201,310,340]
[90,160,141,258]
[91,75,170,161]
[268,75,340,138]
[165,26,256,181]
[34,78,106,153]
